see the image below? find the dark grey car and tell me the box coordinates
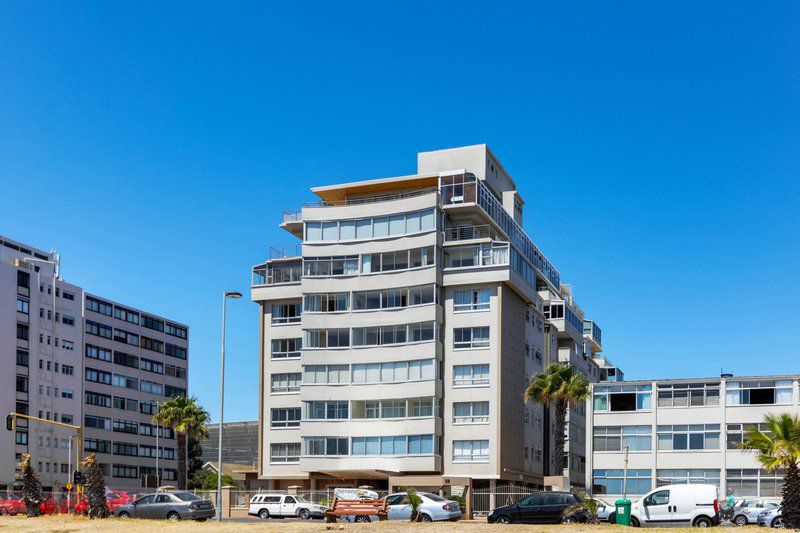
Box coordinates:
[114,492,215,521]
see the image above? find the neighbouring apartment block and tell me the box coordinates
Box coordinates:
[0,235,189,490]
[251,144,607,495]
[586,374,800,500]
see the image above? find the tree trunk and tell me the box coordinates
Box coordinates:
[553,399,568,474]
[177,432,187,490]
[783,461,800,529]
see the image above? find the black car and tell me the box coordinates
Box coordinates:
[487,491,590,524]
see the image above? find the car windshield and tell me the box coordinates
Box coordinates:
[422,493,447,502]
[173,492,202,501]
[295,497,309,503]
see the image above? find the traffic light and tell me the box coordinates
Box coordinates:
[72,470,83,485]
[5,414,13,431]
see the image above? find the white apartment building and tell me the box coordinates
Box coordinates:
[586,374,800,501]
[251,144,606,495]
[1,236,188,491]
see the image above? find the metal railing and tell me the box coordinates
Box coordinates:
[443,224,500,242]
[304,186,438,208]
[282,210,303,223]
[270,244,302,259]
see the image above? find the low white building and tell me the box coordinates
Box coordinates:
[586,374,800,501]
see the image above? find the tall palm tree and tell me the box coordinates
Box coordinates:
[153,396,210,489]
[740,413,800,529]
[525,362,590,475]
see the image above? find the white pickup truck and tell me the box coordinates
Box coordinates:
[248,494,326,520]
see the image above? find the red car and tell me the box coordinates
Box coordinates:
[39,496,69,515]
[0,494,27,515]
[74,490,133,515]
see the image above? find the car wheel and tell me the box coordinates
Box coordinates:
[631,516,641,527]
[735,515,748,526]
[693,516,713,527]
[118,512,131,519]
[298,508,311,520]
[354,515,371,523]
[562,516,577,524]
[495,516,512,524]
[259,509,270,520]
[608,513,616,523]
[772,517,784,528]
[418,514,433,523]
[167,511,181,521]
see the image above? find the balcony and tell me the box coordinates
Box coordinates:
[443,224,502,243]
[583,320,602,352]
[253,260,302,287]
[282,209,302,223]
[444,243,509,268]
[270,244,301,259]
[304,186,438,208]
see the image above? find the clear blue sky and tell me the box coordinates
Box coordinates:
[2,2,798,423]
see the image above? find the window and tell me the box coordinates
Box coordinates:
[453,327,490,349]
[453,364,490,386]
[62,290,75,301]
[85,391,112,408]
[86,320,112,339]
[15,430,28,445]
[165,343,187,359]
[302,329,349,349]
[352,284,436,311]
[303,292,349,312]
[272,303,301,324]
[112,373,139,390]
[271,338,302,358]
[657,424,720,451]
[271,373,301,393]
[141,314,165,332]
[656,469,720,487]
[86,344,112,362]
[454,289,490,311]
[113,442,138,457]
[113,351,138,369]
[140,358,164,374]
[303,256,359,277]
[726,423,771,450]
[593,385,652,412]
[657,382,720,407]
[593,426,652,452]
[84,439,111,454]
[302,437,348,456]
[61,315,75,326]
[361,246,435,274]
[16,375,28,393]
[303,401,348,420]
[271,408,301,428]
[114,306,139,324]
[17,297,29,314]
[270,443,300,463]
[453,440,489,462]
[86,297,113,316]
[113,329,139,346]
[113,397,139,412]
[140,336,163,353]
[302,365,349,384]
[113,419,139,434]
[61,364,74,375]
[112,465,138,478]
[351,359,435,384]
[16,349,29,367]
[85,368,112,385]
[17,270,30,288]
[163,322,187,339]
[453,401,489,424]
[61,389,74,399]
[726,380,793,405]
[16,323,29,340]
[62,340,74,351]
[593,469,652,495]
[726,469,785,497]
[140,401,158,415]
[164,363,187,379]
[84,415,111,430]
[165,385,186,398]
[305,208,435,242]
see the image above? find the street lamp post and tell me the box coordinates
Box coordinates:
[217,291,242,521]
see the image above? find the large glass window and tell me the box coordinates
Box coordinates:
[302,329,349,349]
[657,469,720,487]
[305,208,436,242]
[270,443,300,463]
[593,469,652,495]
[726,423,772,449]
[593,426,652,452]
[351,359,435,384]
[657,382,720,407]
[303,401,349,420]
[270,408,301,428]
[453,364,490,386]
[303,293,349,312]
[272,303,301,324]
[593,385,652,412]
[726,469,785,498]
[303,256,359,277]
[453,327,490,349]
[453,401,489,424]
[726,380,793,405]
[454,289,491,311]
[271,338,301,358]
[352,284,436,311]
[302,365,349,384]
[657,424,720,451]
[361,246,435,274]
[453,440,489,462]
[302,437,348,456]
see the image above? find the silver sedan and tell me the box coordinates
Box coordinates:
[385,492,462,522]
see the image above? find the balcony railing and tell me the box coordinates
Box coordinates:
[304,186,438,208]
[270,244,302,259]
[443,224,500,242]
[282,210,302,223]
[444,243,510,269]
[583,320,602,346]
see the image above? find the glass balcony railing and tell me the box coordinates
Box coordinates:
[443,224,501,242]
[282,210,302,223]
[583,320,602,346]
[270,244,302,259]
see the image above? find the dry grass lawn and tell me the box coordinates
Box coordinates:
[0,516,753,533]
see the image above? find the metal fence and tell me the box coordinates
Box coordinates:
[471,485,541,517]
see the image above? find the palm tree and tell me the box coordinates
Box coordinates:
[524,362,590,475]
[740,413,800,529]
[153,396,210,489]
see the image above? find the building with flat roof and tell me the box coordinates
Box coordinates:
[251,145,609,494]
[0,235,189,490]
[586,374,800,501]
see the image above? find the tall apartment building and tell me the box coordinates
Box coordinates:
[0,236,189,491]
[586,374,800,500]
[251,145,606,494]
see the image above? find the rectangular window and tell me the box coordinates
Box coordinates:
[16,375,28,392]
[85,391,112,408]
[86,297,113,316]
[453,289,491,311]
[593,385,652,412]
[271,408,301,428]
[165,322,188,339]
[271,338,302,358]
[113,442,138,457]
[113,329,139,346]
[17,270,30,289]
[271,373,302,393]
[16,323,29,340]
[112,465,138,478]
[140,336,163,353]
[303,256,359,277]
[656,469,720,487]
[165,385,186,398]
[657,424,720,451]
[453,326,490,349]
[112,373,138,390]
[61,364,74,375]
[726,469,785,498]
[16,349,29,367]
[140,358,164,374]
[270,443,300,463]
[593,469,652,496]
[113,351,139,369]
[140,380,164,395]
[141,314,165,332]
[114,306,140,324]
[85,320,112,339]
[165,343,187,360]
[84,439,111,454]
[272,303,302,324]
[113,419,139,434]
[86,344,112,362]
[593,426,652,452]
[726,380,793,405]
[302,365,349,385]
[17,297,29,314]
[85,368,112,385]
[453,364,490,386]
[84,415,111,430]
[303,401,349,420]
[62,291,75,301]
[303,292,349,312]
[16,430,28,445]
[453,440,489,462]
[657,382,720,407]
[453,401,490,424]
[302,437,348,456]
[302,329,349,349]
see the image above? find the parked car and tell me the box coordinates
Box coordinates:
[383,492,461,522]
[733,499,780,526]
[629,484,720,527]
[114,492,215,521]
[757,507,784,528]
[592,498,614,523]
[75,489,134,515]
[39,496,69,515]
[487,491,590,524]
[0,494,26,515]
[248,494,325,519]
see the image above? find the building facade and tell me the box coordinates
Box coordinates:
[0,235,189,490]
[586,375,800,501]
[251,145,606,494]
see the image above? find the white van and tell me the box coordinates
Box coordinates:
[630,484,720,527]
[247,494,326,520]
